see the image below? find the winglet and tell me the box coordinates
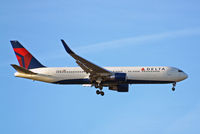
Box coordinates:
[61,39,74,54]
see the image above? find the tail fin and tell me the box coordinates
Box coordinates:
[10,40,45,69]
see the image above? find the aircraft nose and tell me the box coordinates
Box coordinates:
[183,73,188,80]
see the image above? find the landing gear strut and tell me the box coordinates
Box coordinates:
[172,82,176,91]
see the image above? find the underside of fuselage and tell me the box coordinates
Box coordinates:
[52,78,174,85]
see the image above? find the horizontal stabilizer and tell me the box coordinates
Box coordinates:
[11,64,37,75]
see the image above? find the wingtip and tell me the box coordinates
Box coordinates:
[60,39,66,45]
[61,39,74,54]
[60,39,64,43]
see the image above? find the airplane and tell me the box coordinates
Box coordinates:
[10,40,188,96]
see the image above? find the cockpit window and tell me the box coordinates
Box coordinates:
[178,70,183,72]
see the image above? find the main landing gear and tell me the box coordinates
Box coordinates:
[96,90,104,96]
[94,83,104,96]
[172,82,176,91]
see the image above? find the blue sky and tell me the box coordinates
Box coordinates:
[1,0,200,134]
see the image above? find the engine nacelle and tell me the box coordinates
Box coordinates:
[109,84,129,92]
[110,73,127,81]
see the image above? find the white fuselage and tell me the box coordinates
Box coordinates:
[10,40,188,95]
[14,66,188,85]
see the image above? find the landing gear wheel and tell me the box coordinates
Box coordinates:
[100,91,104,96]
[96,90,100,95]
[172,82,176,91]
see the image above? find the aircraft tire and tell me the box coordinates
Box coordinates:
[96,90,100,95]
[100,91,104,96]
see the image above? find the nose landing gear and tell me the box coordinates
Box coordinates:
[172,82,176,91]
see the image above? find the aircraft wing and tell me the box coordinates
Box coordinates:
[61,40,112,76]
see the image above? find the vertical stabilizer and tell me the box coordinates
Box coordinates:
[10,40,45,69]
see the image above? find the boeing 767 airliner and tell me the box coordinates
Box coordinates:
[10,40,188,96]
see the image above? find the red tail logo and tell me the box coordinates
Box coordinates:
[14,48,32,69]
